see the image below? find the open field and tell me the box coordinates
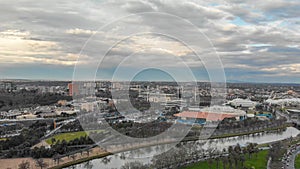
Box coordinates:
[45,130,103,144]
[0,138,7,141]
[183,150,269,169]
[295,154,300,169]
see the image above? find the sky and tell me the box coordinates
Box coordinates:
[0,0,300,83]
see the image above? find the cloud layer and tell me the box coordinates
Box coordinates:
[0,0,299,82]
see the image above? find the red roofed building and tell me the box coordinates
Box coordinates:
[174,106,246,125]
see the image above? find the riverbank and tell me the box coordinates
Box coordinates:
[295,155,300,168]
[183,123,292,141]
[210,123,293,139]
[183,150,269,169]
[52,125,296,169]
[48,150,111,169]
[0,147,109,169]
[1,125,296,169]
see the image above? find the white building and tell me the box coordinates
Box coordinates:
[228,98,257,108]
[16,113,37,119]
[265,98,300,105]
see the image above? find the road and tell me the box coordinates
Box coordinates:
[42,118,76,139]
[288,146,300,169]
[276,110,291,122]
[283,145,300,169]
[276,110,300,126]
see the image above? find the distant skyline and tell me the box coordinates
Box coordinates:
[0,0,299,83]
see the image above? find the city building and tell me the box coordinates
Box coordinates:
[174,106,246,125]
[228,98,257,108]
[16,113,38,120]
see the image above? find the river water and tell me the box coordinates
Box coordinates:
[66,127,300,169]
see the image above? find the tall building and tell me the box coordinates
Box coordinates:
[68,83,79,96]
[68,82,96,97]
[0,82,14,91]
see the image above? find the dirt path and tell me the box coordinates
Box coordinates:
[0,146,108,169]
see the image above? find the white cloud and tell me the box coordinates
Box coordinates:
[65,28,97,35]
[0,29,88,66]
[0,0,299,82]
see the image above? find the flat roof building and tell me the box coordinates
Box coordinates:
[174,106,246,125]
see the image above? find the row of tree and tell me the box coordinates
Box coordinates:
[120,142,260,169]
[0,90,72,111]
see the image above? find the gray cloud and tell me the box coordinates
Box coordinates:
[0,0,299,82]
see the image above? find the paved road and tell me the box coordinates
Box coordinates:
[289,147,300,169]
[43,118,76,138]
[267,157,272,169]
[276,110,291,122]
[276,110,300,126]
[282,145,300,169]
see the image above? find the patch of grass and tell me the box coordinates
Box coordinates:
[48,152,112,169]
[183,160,224,169]
[46,130,103,144]
[183,150,268,169]
[244,150,268,168]
[0,138,7,141]
[295,154,300,169]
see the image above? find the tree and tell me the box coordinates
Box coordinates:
[53,154,62,165]
[70,154,77,161]
[207,158,214,169]
[51,138,56,145]
[221,156,228,169]
[215,157,220,169]
[86,149,92,157]
[240,154,246,168]
[102,157,112,165]
[83,161,93,169]
[35,159,48,169]
[18,161,30,169]
[121,161,147,169]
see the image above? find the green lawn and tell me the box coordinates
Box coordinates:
[183,160,223,169]
[183,150,268,169]
[0,138,7,141]
[45,130,103,144]
[244,150,268,168]
[295,154,300,169]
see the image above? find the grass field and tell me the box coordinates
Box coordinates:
[295,154,300,169]
[46,130,103,144]
[0,138,7,141]
[183,150,268,169]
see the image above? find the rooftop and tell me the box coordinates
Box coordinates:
[174,111,240,121]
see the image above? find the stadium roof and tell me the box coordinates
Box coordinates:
[174,111,239,121]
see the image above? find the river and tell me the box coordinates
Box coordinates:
[66,127,300,169]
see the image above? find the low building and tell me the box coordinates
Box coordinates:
[16,113,37,120]
[174,106,246,125]
[55,109,79,116]
[81,102,96,112]
[287,109,300,122]
[57,100,68,106]
[4,110,22,119]
[266,98,300,106]
[228,98,257,108]
[256,113,273,119]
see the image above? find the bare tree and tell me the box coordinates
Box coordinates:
[86,149,93,156]
[83,161,94,169]
[121,161,147,169]
[53,154,62,165]
[35,159,48,169]
[70,154,77,161]
[18,161,30,169]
